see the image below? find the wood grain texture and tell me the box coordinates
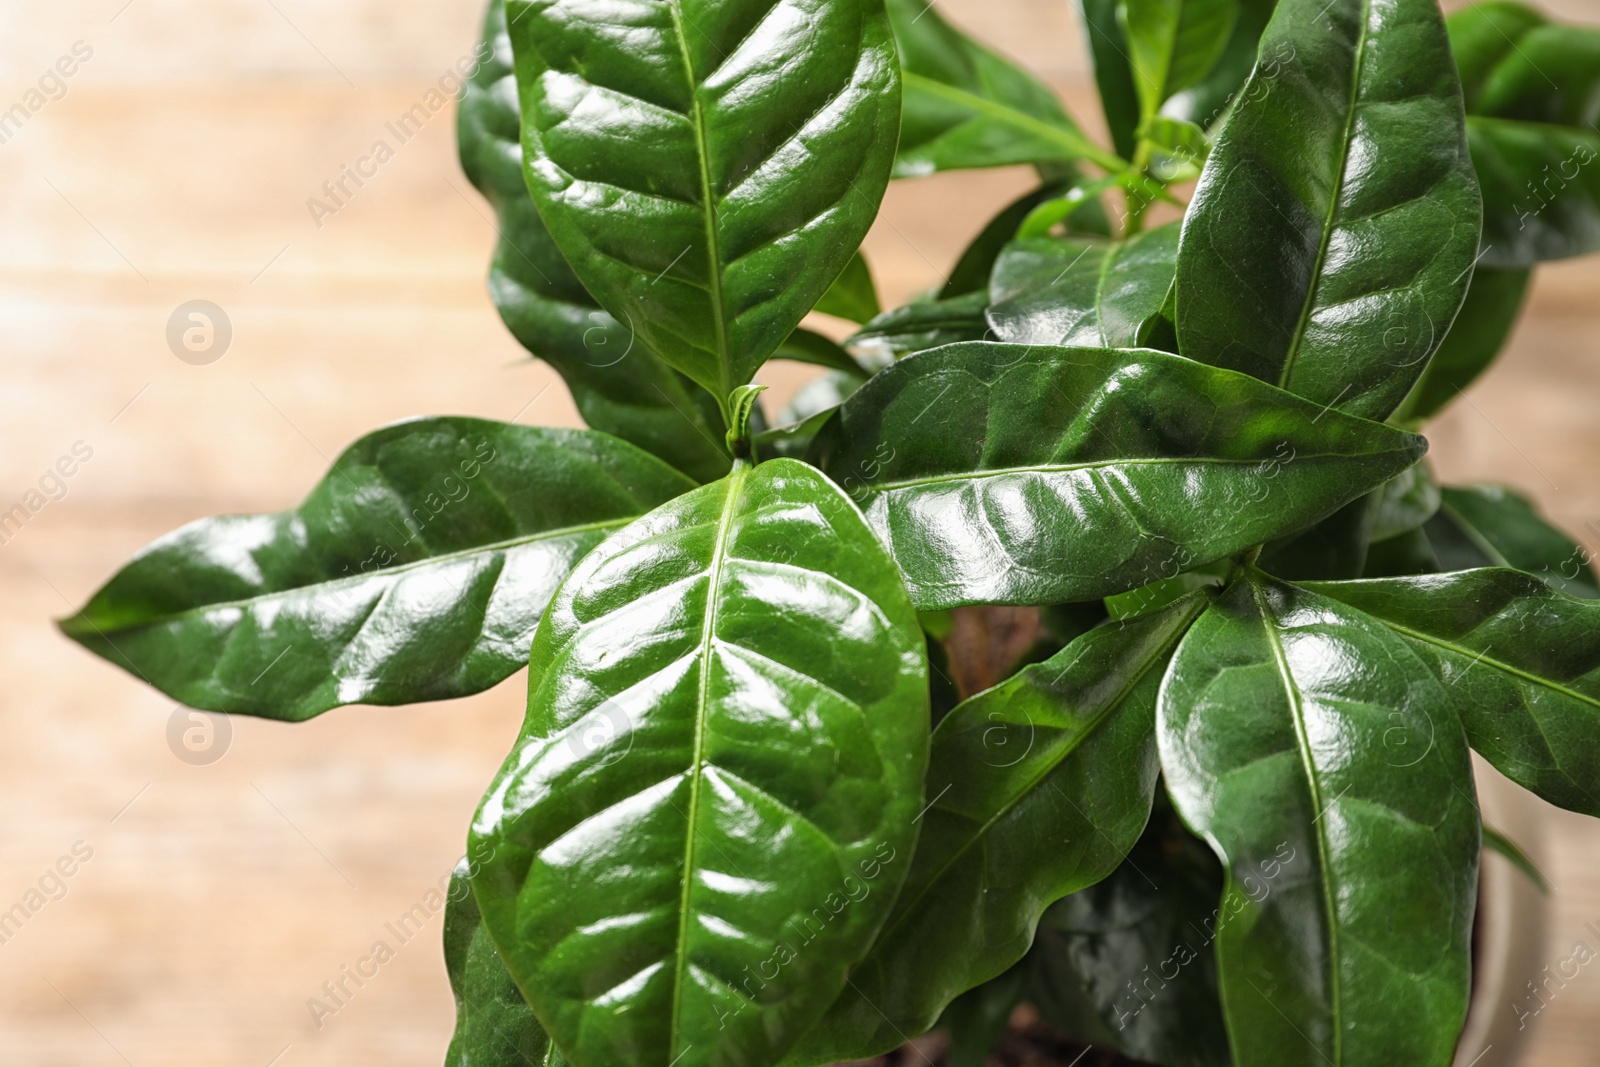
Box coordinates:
[2,0,1598,1064]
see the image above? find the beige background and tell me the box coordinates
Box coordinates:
[3,0,1600,1063]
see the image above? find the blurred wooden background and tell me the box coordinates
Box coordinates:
[3,0,1600,1063]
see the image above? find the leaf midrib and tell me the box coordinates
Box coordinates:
[669,463,748,1057]
[666,0,734,402]
[1250,576,1344,1063]
[1278,0,1375,393]
[65,518,632,637]
[901,71,1127,173]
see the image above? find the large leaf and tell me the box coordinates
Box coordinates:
[469,457,929,1067]
[809,342,1428,610]
[60,419,695,721]
[1158,573,1479,1067]
[1449,1,1600,267]
[445,858,566,1067]
[1027,806,1230,1067]
[887,0,1124,175]
[788,595,1205,1064]
[1121,0,1240,121]
[1392,266,1531,425]
[1174,0,1482,421]
[1306,568,1600,815]
[459,0,728,483]
[503,0,901,400]
[1427,484,1599,599]
[986,223,1179,347]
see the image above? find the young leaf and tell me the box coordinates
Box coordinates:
[1120,0,1240,121]
[986,224,1179,348]
[814,252,882,324]
[1175,0,1482,421]
[1427,484,1600,599]
[1080,0,1143,160]
[1449,1,1600,267]
[1304,568,1600,815]
[59,419,695,721]
[788,595,1206,1065]
[810,342,1428,610]
[1392,267,1530,425]
[469,457,929,1067]
[444,858,567,1067]
[1027,807,1231,1067]
[460,0,728,483]
[1158,574,1479,1067]
[504,0,901,400]
[887,0,1125,175]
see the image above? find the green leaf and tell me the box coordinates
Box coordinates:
[1363,524,1442,580]
[887,0,1125,175]
[1163,0,1278,131]
[59,418,695,721]
[788,595,1206,1064]
[1427,484,1599,599]
[1367,461,1440,544]
[1174,0,1482,421]
[1080,0,1143,160]
[1449,1,1600,267]
[809,341,1428,610]
[1120,0,1240,121]
[469,457,929,1067]
[938,962,1028,1067]
[459,0,728,483]
[986,224,1179,348]
[771,328,869,377]
[504,0,901,400]
[1393,267,1531,425]
[1139,115,1211,163]
[1305,567,1600,816]
[846,290,991,361]
[1027,807,1230,1067]
[814,252,882,324]
[445,858,566,1067]
[1257,494,1375,582]
[1482,824,1549,893]
[1158,573,1479,1067]
[941,179,1110,298]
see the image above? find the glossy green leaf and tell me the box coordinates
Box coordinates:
[887,0,1125,175]
[504,0,901,400]
[1306,568,1600,815]
[846,290,991,361]
[1027,806,1230,1067]
[470,457,929,1067]
[1159,573,1479,1067]
[986,224,1179,348]
[1427,484,1599,599]
[788,595,1205,1064]
[1367,461,1440,543]
[1257,494,1375,582]
[459,0,728,483]
[1163,0,1277,131]
[754,371,866,461]
[1174,0,1482,421]
[1121,0,1240,121]
[445,858,566,1067]
[810,341,1428,610]
[1393,267,1531,425]
[1449,1,1600,267]
[814,252,882,324]
[1139,115,1211,164]
[59,418,695,721]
